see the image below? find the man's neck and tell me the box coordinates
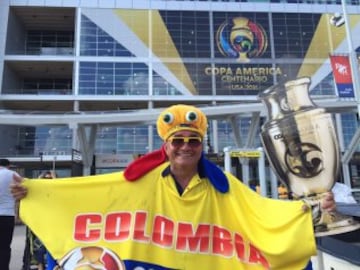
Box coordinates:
[170,167,197,193]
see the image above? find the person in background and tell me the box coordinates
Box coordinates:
[278,182,289,200]
[332,181,357,204]
[249,179,261,194]
[0,158,22,270]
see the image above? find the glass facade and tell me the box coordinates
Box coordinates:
[26,30,74,55]
[158,11,211,58]
[1,3,360,183]
[79,62,150,95]
[80,15,133,57]
[76,10,358,97]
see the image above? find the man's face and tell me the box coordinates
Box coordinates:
[165,130,203,168]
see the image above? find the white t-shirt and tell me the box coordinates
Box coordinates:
[0,166,20,216]
[332,182,357,204]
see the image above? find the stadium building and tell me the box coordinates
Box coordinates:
[1,0,360,197]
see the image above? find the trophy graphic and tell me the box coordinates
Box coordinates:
[258,76,360,237]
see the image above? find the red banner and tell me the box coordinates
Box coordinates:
[330,55,354,98]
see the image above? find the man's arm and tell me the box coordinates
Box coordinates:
[10,174,27,200]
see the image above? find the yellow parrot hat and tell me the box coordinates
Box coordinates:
[157,104,208,140]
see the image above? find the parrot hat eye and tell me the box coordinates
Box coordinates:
[186,111,198,122]
[162,112,174,124]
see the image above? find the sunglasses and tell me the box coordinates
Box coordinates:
[168,136,203,148]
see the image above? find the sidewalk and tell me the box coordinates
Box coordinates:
[10,224,26,270]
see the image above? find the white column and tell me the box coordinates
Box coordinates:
[270,170,278,199]
[224,147,232,174]
[241,159,250,186]
[341,0,360,114]
[336,113,352,187]
[258,147,267,197]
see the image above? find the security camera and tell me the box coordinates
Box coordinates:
[330,13,345,27]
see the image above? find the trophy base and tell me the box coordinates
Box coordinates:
[303,194,360,237]
[314,211,360,237]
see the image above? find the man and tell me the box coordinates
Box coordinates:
[277,183,289,200]
[12,104,336,270]
[0,158,21,270]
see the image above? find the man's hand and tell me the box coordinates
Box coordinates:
[320,192,336,212]
[300,191,358,237]
[302,191,336,213]
[10,174,28,200]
